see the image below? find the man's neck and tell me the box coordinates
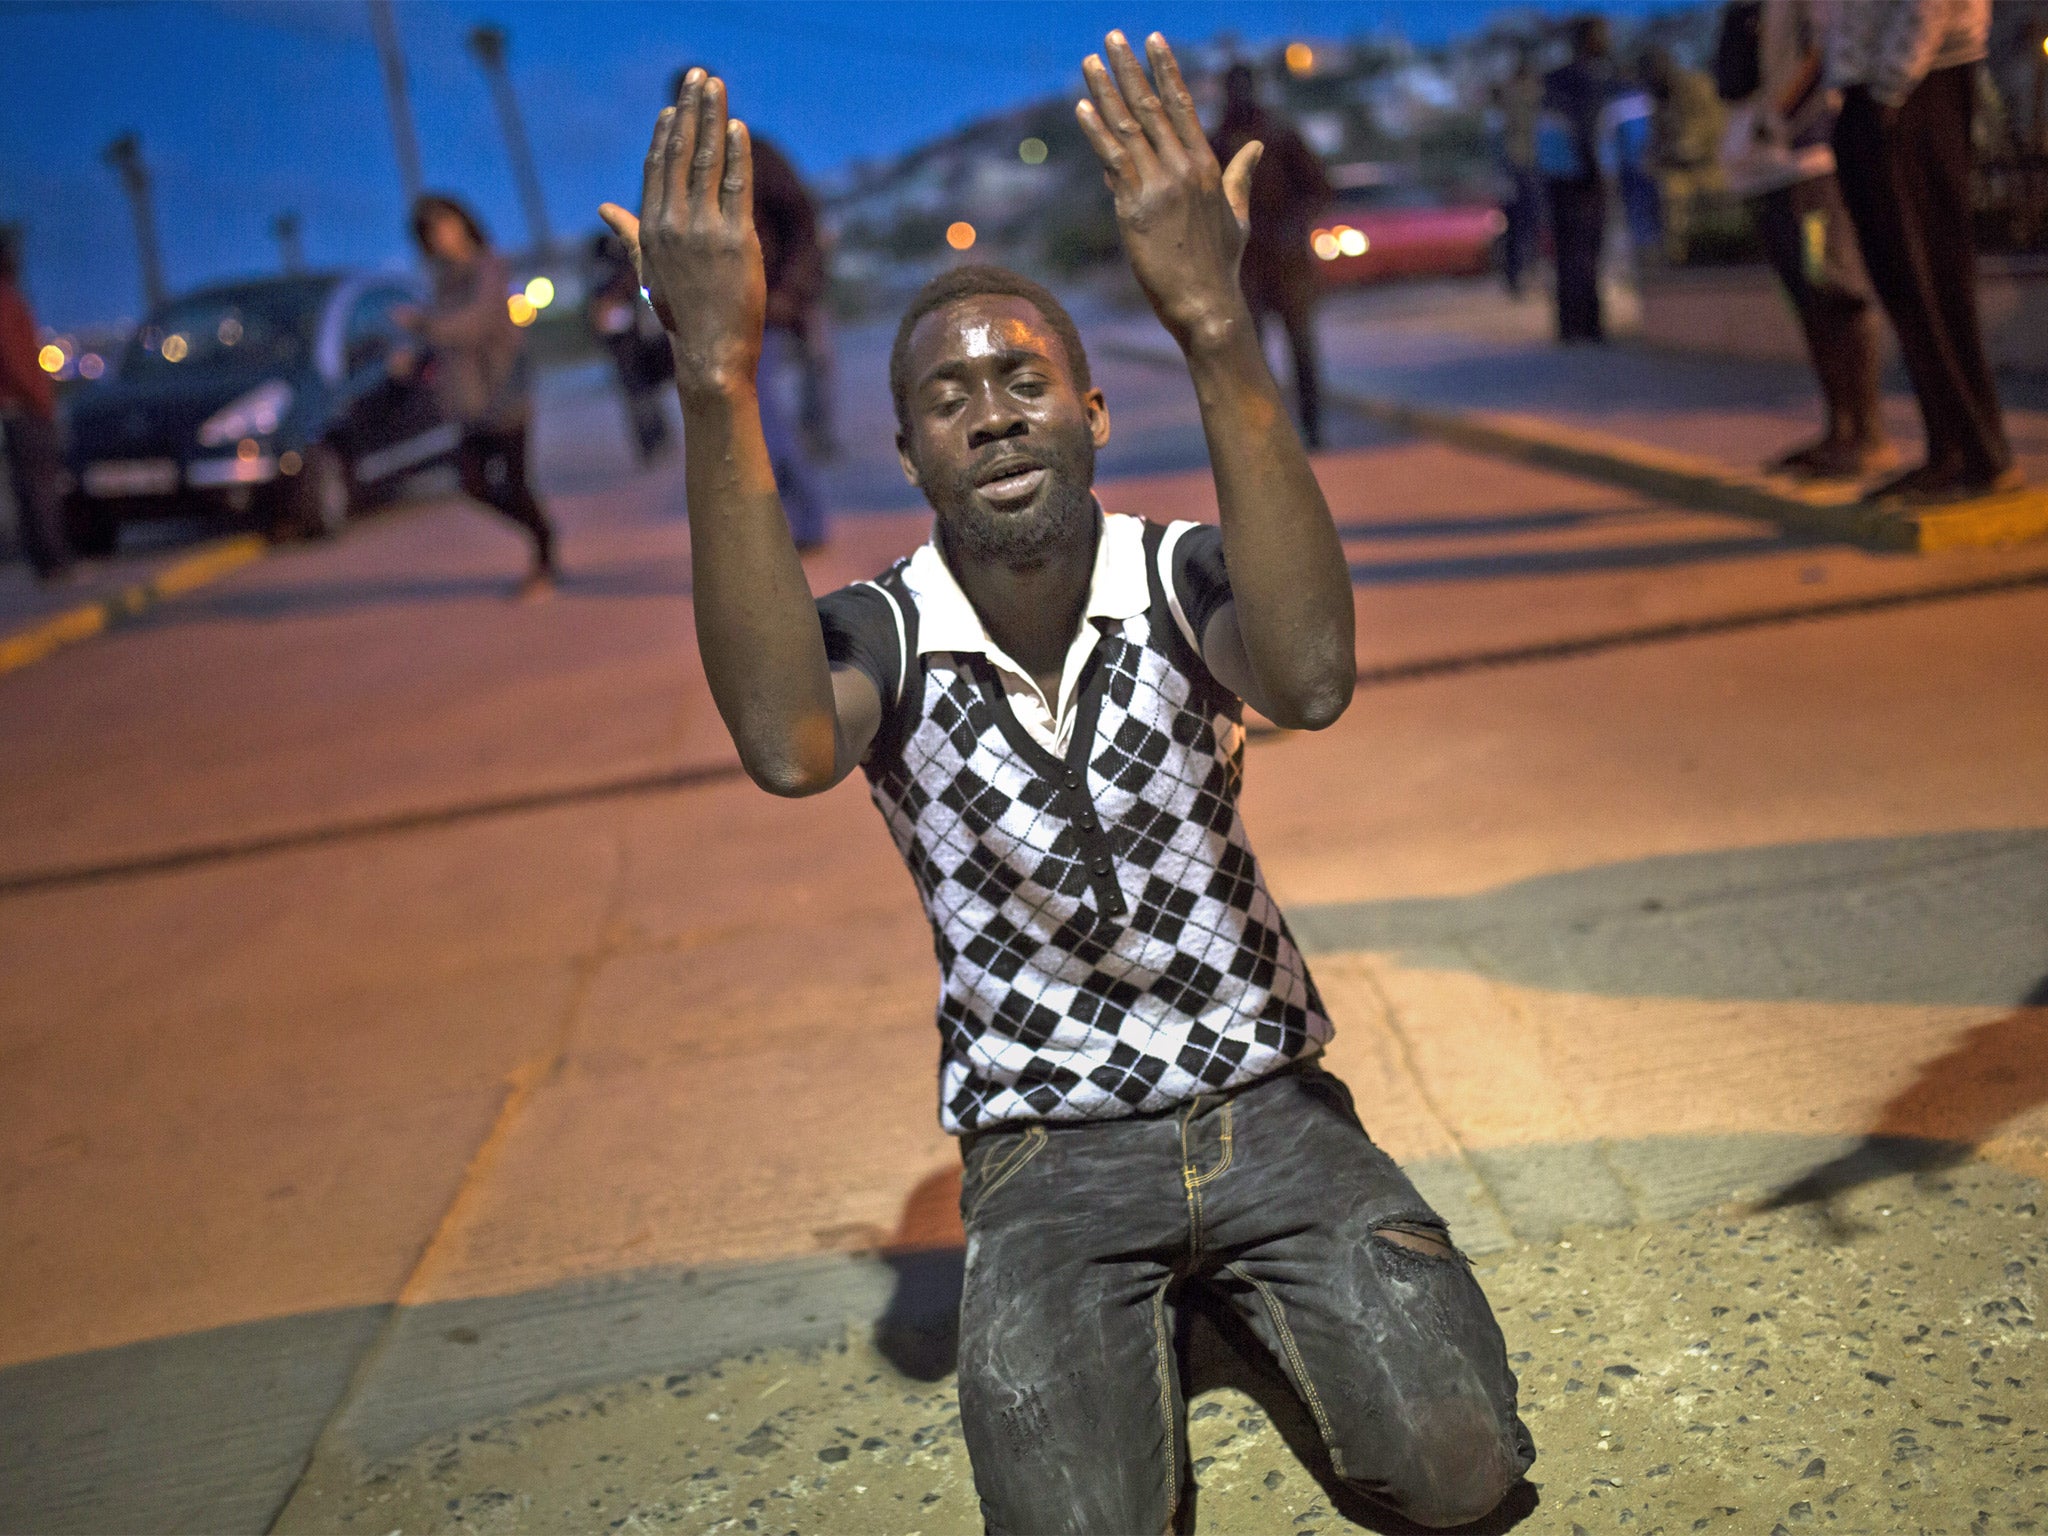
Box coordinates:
[939,515,1099,692]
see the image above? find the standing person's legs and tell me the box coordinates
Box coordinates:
[1274,273,1323,450]
[3,409,74,578]
[1502,170,1540,296]
[456,425,557,575]
[1896,64,2011,479]
[955,1117,1191,1535]
[1198,1063,1534,1529]
[1548,177,1604,341]
[756,326,828,550]
[1836,78,2011,490]
[1751,179,1891,474]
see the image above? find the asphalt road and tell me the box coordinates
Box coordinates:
[2,282,2044,1534]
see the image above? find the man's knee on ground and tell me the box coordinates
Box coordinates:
[1350,1394,1525,1529]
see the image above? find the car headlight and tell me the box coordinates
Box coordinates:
[197,379,295,447]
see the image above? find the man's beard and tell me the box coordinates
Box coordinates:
[927,436,1097,567]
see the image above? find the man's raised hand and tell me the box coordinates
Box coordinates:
[1075,32,1262,348]
[598,68,766,399]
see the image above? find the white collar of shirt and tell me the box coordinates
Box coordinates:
[902,506,1150,755]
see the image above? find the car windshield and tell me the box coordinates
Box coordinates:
[1333,184,1442,212]
[121,282,328,379]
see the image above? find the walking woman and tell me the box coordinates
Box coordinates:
[401,194,559,597]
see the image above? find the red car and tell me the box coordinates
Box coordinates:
[1310,180,1506,286]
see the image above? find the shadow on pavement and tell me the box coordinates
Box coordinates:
[1759,975,2048,1212]
[1350,533,1803,586]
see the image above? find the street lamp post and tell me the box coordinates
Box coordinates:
[102,132,166,313]
[466,23,554,259]
[273,212,305,274]
[368,0,425,209]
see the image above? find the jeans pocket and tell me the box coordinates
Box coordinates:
[964,1123,1048,1222]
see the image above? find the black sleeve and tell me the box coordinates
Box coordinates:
[1170,524,1234,652]
[817,584,902,708]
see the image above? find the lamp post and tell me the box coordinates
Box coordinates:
[466,22,554,258]
[272,211,305,274]
[102,132,166,313]
[368,0,425,209]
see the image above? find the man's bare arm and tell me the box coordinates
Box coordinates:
[600,71,877,793]
[1076,33,1354,730]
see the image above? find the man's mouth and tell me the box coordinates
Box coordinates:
[972,458,1048,509]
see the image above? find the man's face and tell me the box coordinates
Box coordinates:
[898,295,1110,567]
[426,210,477,263]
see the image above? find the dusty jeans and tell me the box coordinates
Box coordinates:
[956,1059,1534,1533]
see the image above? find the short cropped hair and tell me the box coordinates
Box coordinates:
[888,264,1092,435]
[409,193,489,257]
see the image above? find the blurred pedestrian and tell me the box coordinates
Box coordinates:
[1605,76,1664,263]
[673,69,832,549]
[1212,61,1334,448]
[1643,47,1728,262]
[0,229,73,582]
[587,228,673,463]
[1539,15,1621,341]
[1490,45,1546,297]
[1717,0,1895,478]
[399,194,559,597]
[1828,0,2020,504]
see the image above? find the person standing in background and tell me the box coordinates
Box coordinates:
[1490,46,1546,298]
[1539,15,1620,342]
[672,69,833,550]
[398,194,560,598]
[0,230,74,582]
[1643,47,1728,263]
[588,228,674,464]
[1828,0,2020,505]
[1718,0,1895,479]
[1212,62,1334,448]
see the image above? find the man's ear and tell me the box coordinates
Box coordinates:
[896,433,922,488]
[1085,387,1111,450]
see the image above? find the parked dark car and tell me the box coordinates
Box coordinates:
[62,272,457,552]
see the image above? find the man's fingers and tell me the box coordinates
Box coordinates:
[1145,34,1210,160]
[662,70,705,221]
[641,106,674,231]
[690,76,730,204]
[1103,30,1185,167]
[720,120,754,226]
[1082,52,1159,180]
[1222,140,1263,231]
[598,201,642,258]
[1074,99,1131,182]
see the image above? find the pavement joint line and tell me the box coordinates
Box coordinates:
[0,533,270,677]
[5,566,2047,900]
[1099,339,2048,551]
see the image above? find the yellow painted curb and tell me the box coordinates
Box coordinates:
[0,533,268,678]
[1098,340,2047,553]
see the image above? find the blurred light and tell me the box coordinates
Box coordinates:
[198,379,294,445]
[1336,226,1368,256]
[2042,34,2047,54]
[507,293,538,326]
[279,449,303,476]
[217,315,243,346]
[1311,229,1340,261]
[236,437,260,461]
[946,221,977,251]
[524,275,556,309]
[78,352,106,380]
[1285,41,1314,75]
[161,333,189,362]
[1019,137,1048,165]
[38,343,67,374]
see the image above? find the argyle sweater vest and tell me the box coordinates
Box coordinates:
[861,523,1332,1133]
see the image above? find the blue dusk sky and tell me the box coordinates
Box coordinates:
[2,1,1688,330]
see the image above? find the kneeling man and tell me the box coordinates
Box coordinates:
[603,33,1533,1533]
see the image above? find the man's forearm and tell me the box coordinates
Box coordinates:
[1183,309,1355,727]
[682,383,840,793]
